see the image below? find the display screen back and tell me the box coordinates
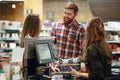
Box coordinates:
[36,43,51,60]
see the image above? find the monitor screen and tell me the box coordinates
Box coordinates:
[24,37,56,64]
[34,40,55,64]
[36,43,51,60]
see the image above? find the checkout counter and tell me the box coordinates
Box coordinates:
[23,36,120,80]
[23,36,83,80]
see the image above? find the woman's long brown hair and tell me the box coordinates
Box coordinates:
[19,14,41,47]
[83,17,112,64]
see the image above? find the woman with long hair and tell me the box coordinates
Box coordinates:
[20,14,41,47]
[70,17,112,80]
[19,14,41,79]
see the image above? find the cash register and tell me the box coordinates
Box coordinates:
[24,36,58,80]
[24,36,81,80]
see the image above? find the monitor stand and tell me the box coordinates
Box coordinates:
[35,64,51,80]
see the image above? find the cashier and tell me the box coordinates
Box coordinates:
[70,17,112,80]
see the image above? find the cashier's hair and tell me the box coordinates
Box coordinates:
[83,17,112,64]
[19,14,41,47]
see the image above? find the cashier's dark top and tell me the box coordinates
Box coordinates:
[86,43,111,80]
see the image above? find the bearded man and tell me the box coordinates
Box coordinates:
[50,2,85,75]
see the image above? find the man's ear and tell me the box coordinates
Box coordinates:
[74,13,78,18]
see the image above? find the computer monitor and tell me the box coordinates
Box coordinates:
[24,36,57,64]
[35,40,55,64]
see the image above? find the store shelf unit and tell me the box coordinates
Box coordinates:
[105,22,120,75]
[40,22,55,36]
[0,21,23,53]
[0,20,23,80]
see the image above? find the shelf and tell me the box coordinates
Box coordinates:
[112,61,120,68]
[104,22,120,31]
[0,58,11,62]
[112,66,120,68]
[112,65,120,68]
[0,32,6,34]
[3,27,22,32]
[0,38,20,41]
[1,48,13,52]
[112,51,120,54]
[105,29,120,32]
[111,68,120,76]
[106,40,120,43]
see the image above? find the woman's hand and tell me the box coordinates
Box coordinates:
[69,67,81,78]
[51,66,60,72]
[49,63,60,72]
[69,67,88,79]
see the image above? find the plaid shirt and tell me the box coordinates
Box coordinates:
[51,20,85,59]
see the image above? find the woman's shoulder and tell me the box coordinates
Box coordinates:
[87,43,103,53]
[88,43,99,50]
[87,43,106,56]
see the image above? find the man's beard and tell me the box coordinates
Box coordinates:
[63,17,74,26]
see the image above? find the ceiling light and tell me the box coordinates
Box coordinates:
[12,4,16,8]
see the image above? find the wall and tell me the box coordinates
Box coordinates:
[43,0,93,22]
[0,0,93,22]
[24,0,43,21]
[0,5,1,18]
[0,0,43,22]
[0,2,24,22]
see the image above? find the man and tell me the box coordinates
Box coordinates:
[50,2,85,73]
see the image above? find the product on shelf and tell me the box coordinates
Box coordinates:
[9,43,16,49]
[105,21,120,76]
[1,42,8,49]
[11,33,19,39]
[2,33,10,39]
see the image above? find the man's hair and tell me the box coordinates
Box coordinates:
[65,2,79,14]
